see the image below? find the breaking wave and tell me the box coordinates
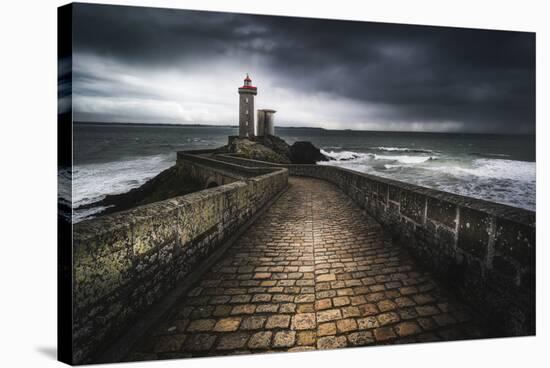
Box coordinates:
[73,154,174,207]
[321,150,366,161]
[68,154,175,222]
[469,152,512,159]
[319,149,535,210]
[429,158,535,182]
[321,149,436,164]
[369,146,435,154]
[374,154,435,164]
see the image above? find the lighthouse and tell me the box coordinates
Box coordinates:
[238,74,257,137]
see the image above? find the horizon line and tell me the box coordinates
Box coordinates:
[73,120,535,136]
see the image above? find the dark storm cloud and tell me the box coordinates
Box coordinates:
[72,3,535,133]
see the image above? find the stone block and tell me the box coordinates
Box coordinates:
[388,185,400,202]
[427,198,457,228]
[347,331,374,346]
[317,335,347,350]
[248,331,272,349]
[187,319,216,332]
[457,207,492,259]
[185,334,216,351]
[74,248,133,307]
[400,191,426,224]
[273,331,296,348]
[265,315,291,329]
[317,309,342,323]
[494,218,535,267]
[336,318,358,333]
[395,321,422,337]
[492,256,518,279]
[216,332,249,350]
[132,204,178,256]
[291,313,316,330]
[373,327,396,342]
[214,317,241,332]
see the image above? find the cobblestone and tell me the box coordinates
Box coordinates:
[273,331,296,348]
[248,331,272,349]
[129,177,489,360]
[213,318,241,332]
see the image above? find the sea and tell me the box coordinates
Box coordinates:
[63,123,536,223]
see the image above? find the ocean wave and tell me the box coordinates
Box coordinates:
[451,158,535,181]
[374,154,434,164]
[369,146,435,154]
[438,180,535,210]
[469,152,512,158]
[58,167,72,204]
[321,149,369,161]
[73,153,174,210]
[320,154,535,210]
[436,159,535,210]
[321,149,435,165]
[383,164,402,169]
[72,205,113,223]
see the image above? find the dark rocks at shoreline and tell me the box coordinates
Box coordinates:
[260,135,293,161]
[290,141,331,164]
[217,135,292,164]
[78,165,201,217]
[218,135,330,164]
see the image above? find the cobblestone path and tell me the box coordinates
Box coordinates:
[130,177,487,361]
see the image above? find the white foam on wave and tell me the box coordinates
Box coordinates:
[321,149,370,161]
[320,151,535,210]
[384,164,401,169]
[373,154,433,164]
[72,205,113,223]
[431,158,536,210]
[375,146,409,151]
[371,146,434,154]
[72,153,175,209]
[423,158,535,182]
[455,158,535,181]
[57,168,72,205]
[321,149,434,165]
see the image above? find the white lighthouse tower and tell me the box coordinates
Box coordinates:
[238,74,257,137]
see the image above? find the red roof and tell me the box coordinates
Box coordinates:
[240,85,256,89]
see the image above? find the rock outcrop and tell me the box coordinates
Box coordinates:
[290,141,330,164]
[217,136,291,164]
[218,135,330,164]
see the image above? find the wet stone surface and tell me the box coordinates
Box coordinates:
[129,177,488,361]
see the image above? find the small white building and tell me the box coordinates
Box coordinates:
[257,109,277,136]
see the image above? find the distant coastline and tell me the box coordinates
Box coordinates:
[74,121,240,129]
[73,121,534,136]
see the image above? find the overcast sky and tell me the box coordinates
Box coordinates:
[69,3,535,133]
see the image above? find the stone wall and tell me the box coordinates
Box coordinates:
[72,160,288,363]
[177,151,277,186]
[210,154,536,336]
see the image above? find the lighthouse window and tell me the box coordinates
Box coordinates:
[246,98,249,103]
[246,109,249,115]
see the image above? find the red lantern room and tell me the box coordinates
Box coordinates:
[242,73,256,89]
